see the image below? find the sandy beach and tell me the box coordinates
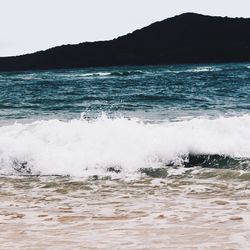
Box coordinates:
[1,169,250,249]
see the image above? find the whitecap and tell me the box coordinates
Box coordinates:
[0,114,249,176]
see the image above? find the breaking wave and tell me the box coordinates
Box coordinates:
[0,114,250,177]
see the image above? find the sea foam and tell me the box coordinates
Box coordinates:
[0,114,249,176]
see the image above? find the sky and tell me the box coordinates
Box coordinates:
[1,0,250,57]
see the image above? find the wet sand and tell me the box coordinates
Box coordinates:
[0,170,250,249]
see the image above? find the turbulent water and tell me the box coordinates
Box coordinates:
[0,63,250,177]
[1,63,250,249]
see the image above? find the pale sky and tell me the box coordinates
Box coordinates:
[1,0,250,56]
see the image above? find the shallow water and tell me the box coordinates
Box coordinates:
[0,63,250,248]
[0,174,250,249]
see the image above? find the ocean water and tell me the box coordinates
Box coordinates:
[0,63,250,177]
[1,63,250,249]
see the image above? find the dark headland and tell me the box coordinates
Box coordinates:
[1,13,250,71]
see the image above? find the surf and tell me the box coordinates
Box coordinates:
[0,114,249,177]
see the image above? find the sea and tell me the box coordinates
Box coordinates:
[0,63,250,249]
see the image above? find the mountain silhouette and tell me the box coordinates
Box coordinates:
[0,13,250,71]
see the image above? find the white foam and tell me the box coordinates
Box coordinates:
[186,66,221,72]
[0,114,250,176]
[80,72,111,77]
[166,66,221,74]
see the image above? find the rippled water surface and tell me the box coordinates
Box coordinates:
[0,63,249,121]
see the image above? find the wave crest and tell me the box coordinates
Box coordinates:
[0,114,250,176]
[80,70,144,78]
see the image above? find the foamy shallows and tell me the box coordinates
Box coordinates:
[0,114,249,177]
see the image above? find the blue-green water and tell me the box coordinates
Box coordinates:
[0,63,249,121]
[0,63,250,176]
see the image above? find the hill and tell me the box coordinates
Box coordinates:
[0,13,250,71]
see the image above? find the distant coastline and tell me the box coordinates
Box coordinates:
[0,13,250,72]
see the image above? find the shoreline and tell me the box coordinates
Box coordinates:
[1,175,249,249]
